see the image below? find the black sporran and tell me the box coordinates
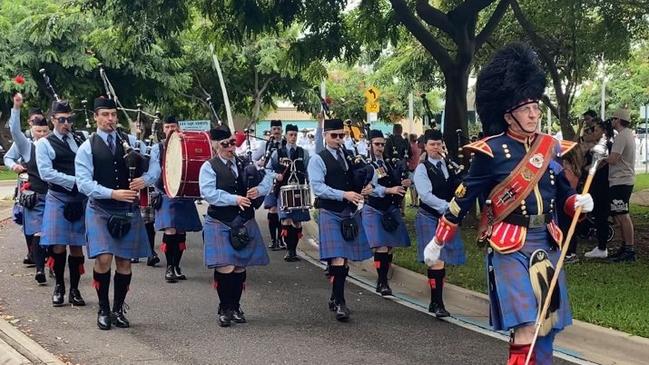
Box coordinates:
[227,215,251,250]
[63,201,84,222]
[19,191,37,209]
[107,215,132,239]
[340,217,359,241]
[151,192,162,210]
[380,210,399,232]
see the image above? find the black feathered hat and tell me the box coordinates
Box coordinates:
[50,100,72,114]
[368,129,384,140]
[423,129,443,142]
[270,119,282,127]
[324,119,344,132]
[164,115,178,124]
[475,43,546,136]
[209,125,232,141]
[28,107,43,118]
[285,124,298,132]
[93,97,116,112]
[31,115,48,127]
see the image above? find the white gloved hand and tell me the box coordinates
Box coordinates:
[423,238,443,267]
[575,193,594,213]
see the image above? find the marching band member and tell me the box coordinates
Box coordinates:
[35,99,88,308]
[133,137,160,267]
[413,129,464,317]
[255,119,284,250]
[199,125,274,327]
[9,93,50,284]
[424,43,593,364]
[364,130,411,296]
[307,118,373,322]
[149,116,202,282]
[266,123,310,261]
[76,96,154,330]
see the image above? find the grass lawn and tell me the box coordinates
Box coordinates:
[392,196,649,338]
[0,168,18,181]
[633,173,649,192]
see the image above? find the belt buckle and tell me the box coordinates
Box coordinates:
[528,214,545,228]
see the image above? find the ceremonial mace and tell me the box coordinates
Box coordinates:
[524,138,609,365]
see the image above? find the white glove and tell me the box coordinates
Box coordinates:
[423,238,443,267]
[575,193,594,213]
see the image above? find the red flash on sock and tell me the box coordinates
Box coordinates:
[374,260,381,269]
[79,264,85,275]
[507,343,535,365]
[160,242,167,253]
[179,242,187,251]
[212,280,218,290]
[428,278,437,289]
[92,280,100,290]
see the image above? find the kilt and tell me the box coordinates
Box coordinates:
[40,191,87,247]
[85,199,151,260]
[203,215,269,268]
[362,204,410,249]
[488,228,572,332]
[317,208,372,261]
[23,192,46,235]
[140,206,155,224]
[415,209,466,266]
[263,191,278,209]
[278,207,311,222]
[154,194,202,232]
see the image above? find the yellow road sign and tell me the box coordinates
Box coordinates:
[365,102,380,113]
[364,87,380,102]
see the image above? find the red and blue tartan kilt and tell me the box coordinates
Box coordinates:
[154,194,202,232]
[40,191,87,247]
[415,209,466,266]
[278,208,311,222]
[202,215,269,268]
[140,206,155,224]
[23,193,46,235]
[263,191,278,209]
[85,199,151,260]
[317,208,372,261]
[362,204,410,249]
[488,228,572,332]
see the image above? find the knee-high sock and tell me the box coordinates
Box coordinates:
[51,252,66,286]
[145,222,156,253]
[534,332,555,364]
[32,236,46,271]
[330,266,348,305]
[268,213,279,241]
[507,343,535,365]
[24,233,34,257]
[214,271,233,311]
[176,233,187,267]
[93,270,111,310]
[68,255,85,290]
[113,272,132,312]
[427,268,445,306]
[283,226,295,252]
[232,271,246,309]
[373,252,390,285]
[161,234,177,267]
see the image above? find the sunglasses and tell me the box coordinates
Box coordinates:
[220,139,236,147]
[329,133,345,139]
[373,142,385,147]
[57,116,75,124]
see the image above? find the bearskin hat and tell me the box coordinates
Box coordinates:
[475,43,546,136]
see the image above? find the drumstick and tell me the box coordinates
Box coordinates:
[524,141,607,365]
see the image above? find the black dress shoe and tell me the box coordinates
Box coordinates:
[284,251,300,262]
[165,266,178,283]
[23,256,35,267]
[428,302,450,318]
[268,240,279,250]
[130,258,140,263]
[278,240,287,250]
[174,266,186,280]
[232,308,247,323]
[52,284,65,307]
[335,303,350,322]
[218,309,233,327]
[111,308,130,328]
[147,255,160,267]
[35,270,46,285]
[378,282,393,296]
[328,298,336,311]
[97,308,112,330]
[69,288,86,306]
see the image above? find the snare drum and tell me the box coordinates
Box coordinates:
[163,131,213,198]
[279,184,312,211]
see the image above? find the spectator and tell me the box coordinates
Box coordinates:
[385,124,411,161]
[606,108,636,262]
[408,133,421,207]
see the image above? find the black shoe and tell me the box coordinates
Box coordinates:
[147,254,160,267]
[335,303,350,322]
[378,282,393,296]
[218,309,233,327]
[23,256,35,267]
[130,258,140,263]
[174,266,186,280]
[35,270,46,285]
[268,239,279,250]
[52,284,65,307]
[608,245,628,260]
[165,266,178,283]
[375,280,381,293]
[284,251,300,262]
[69,288,86,306]
[278,240,287,250]
[428,301,450,318]
[609,249,636,263]
[97,308,112,330]
[328,298,336,312]
[232,307,247,323]
[111,307,130,328]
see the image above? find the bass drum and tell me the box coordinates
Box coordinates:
[163,131,213,198]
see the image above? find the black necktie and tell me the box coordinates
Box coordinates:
[289,147,296,160]
[435,160,442,171]
[107,134,115,155]
[226,160,237,179]
[336,150,348,172]
[377,160,384,167]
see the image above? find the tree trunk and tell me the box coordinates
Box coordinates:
[557,93,576,140]
[442,67,470,160]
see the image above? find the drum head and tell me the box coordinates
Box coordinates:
[163,131,183,198]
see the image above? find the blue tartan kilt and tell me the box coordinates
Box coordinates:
[203,215,269,268]
[278,207,311,222]
[415,209,466,266]
[23,193,46,235]
[488,228,572,332]
[85,199,151,260]
[263,192,278,209]
[154,194,202,232]
[362,204,410,249]
[40,191,87,247]
[318,208,372,262]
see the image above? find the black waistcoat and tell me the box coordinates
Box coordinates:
[46,133,83,194]
[316,149,354,213]
[91,134,130,201]
[26,144,48,194]
[419,159,454,217]
[206,157,254,222]
[367,159,399,211]
[277,146,306,184]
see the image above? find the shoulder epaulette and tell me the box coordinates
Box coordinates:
[463,133,502,158]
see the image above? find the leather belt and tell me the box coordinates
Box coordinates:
[503,213,551,228]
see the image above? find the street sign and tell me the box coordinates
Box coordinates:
[179,120,211,131]
[365,101,380,113]
[364,87,380,102]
